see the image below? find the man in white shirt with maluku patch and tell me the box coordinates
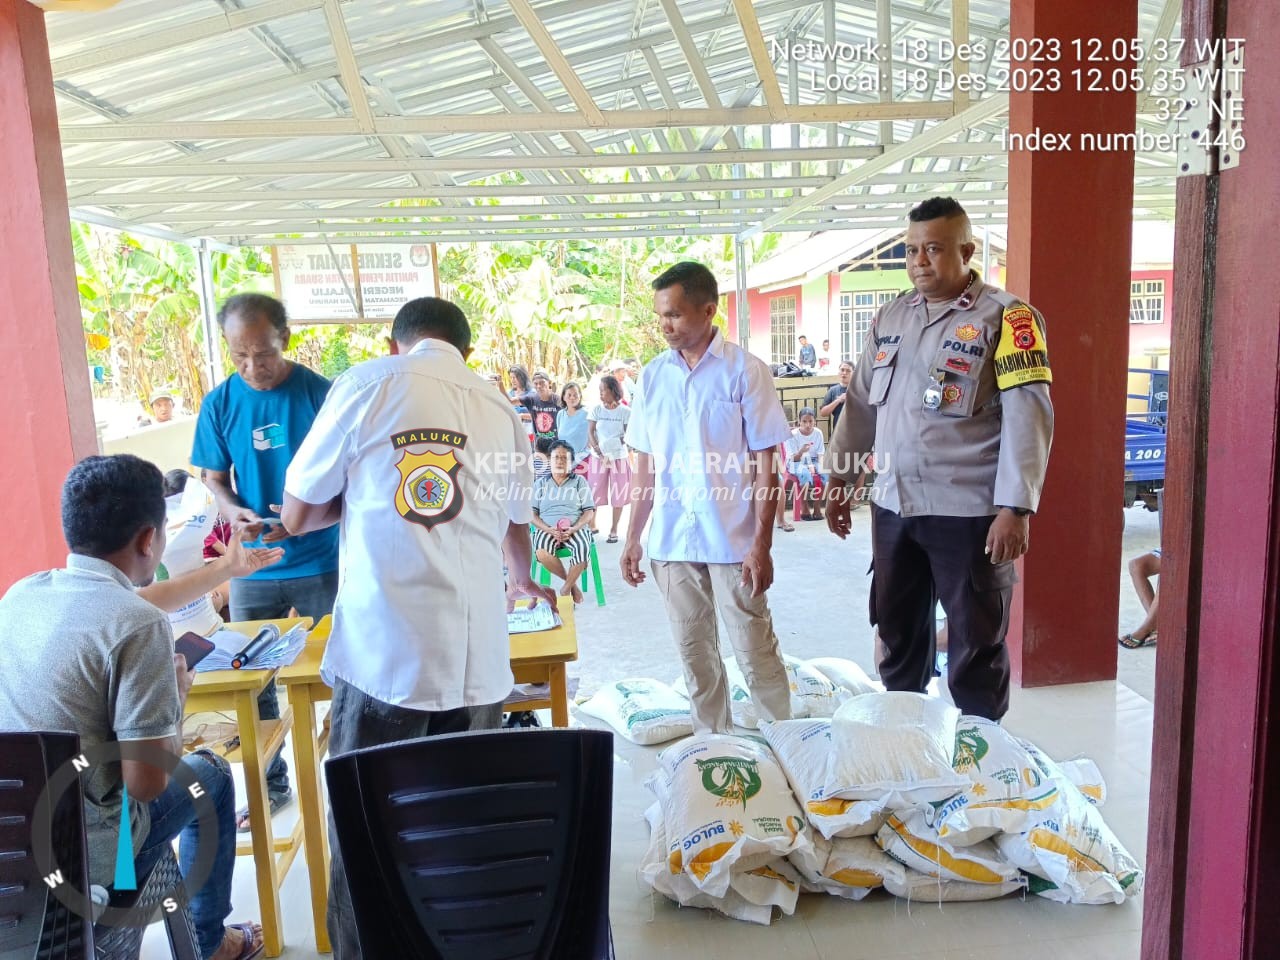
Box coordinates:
[281,297,555,960]
[622,261,794,733]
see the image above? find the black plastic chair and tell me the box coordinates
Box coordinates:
[326,728,615,960]
[0,731,94,960]
[0,732,200,960]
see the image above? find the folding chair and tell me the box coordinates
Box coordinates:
[326,728,615,960]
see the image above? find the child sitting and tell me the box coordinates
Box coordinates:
[785,406,828,521]
[531,440,597,603]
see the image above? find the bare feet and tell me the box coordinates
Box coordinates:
[211,922,263,960]
[571,583,584,604]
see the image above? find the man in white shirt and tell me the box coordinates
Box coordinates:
[621,261,794,733]
[280,297,555,960]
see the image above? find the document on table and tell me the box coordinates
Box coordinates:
[507,601,562,634]
[194,624,309,672]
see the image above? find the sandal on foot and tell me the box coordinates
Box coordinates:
[223,922,265,960]
[236,790,294,833]
[777,522,795,532]
[606,533,618,543]
[1118,633,1156,649]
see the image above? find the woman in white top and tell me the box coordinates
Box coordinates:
[587,374,631,543]
[784,406,828,521]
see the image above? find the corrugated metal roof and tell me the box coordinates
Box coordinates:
[42,0,1179,246]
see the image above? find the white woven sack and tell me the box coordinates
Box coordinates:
[806,657,882,698]
[876,808,1021,885]
[758,719,885,838]
[652,733,814,898]
[577,679,693,745]
[826,692,968,807]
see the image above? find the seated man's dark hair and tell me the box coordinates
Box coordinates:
[392,297,472,353]
[652,261,719,305]
[163,468,191,497]
[908,196,968,223]
[548,439,576,461]
[62,455,166,557]
[217,292,288,333]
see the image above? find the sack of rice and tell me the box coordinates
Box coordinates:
[994,777,1143,905]
[1058,757,1107,807]
[877,809,1022,885]
[640,800,780,925]
[814,836,905,898]
[782,656,843,718]
[806,657,882,698]
[727,861,800,915]
[928,716,1066,846]
[882,868,1026,903]
[826,692,968,807]
[577,679,693,745]
[652,733,814,897]
[759,719,885,838]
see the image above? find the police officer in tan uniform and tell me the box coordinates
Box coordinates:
[826,197,1053,720]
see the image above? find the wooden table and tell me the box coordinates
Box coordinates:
[185,616,312,959]
[278,597,578,952]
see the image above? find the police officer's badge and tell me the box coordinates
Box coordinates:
[391,428,468,529]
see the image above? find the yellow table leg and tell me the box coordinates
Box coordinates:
[235,688,285,957]
[548,663,569,728]
[288,683,332,953]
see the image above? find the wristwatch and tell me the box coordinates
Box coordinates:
[998,505,1032,517]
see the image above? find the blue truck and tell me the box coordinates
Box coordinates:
[1124,368,1167,511]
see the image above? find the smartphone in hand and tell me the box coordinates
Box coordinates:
[174,631,216,670]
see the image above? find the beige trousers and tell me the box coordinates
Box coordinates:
[650,559,792,734]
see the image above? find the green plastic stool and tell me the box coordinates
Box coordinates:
[531,536,606,607]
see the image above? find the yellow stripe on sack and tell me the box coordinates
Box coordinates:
[1079,784,1105,802]
[1026,828,1109,874]
[749,865,797,888]
[686,842,736,881]
[965,788,1061,813]
[668,850,683,874]
[808,798,856,816]
[828,868,885,888]
[885,814,1007,884]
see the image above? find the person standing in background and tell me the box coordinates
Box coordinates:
[555,382,591,472]
[587,375,631,542]
[527,370,562,443]
[191,292,339,831]
[622,261,794,734]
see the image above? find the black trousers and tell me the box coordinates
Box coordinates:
[870,503,1016,720]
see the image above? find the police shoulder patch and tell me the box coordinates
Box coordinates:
[994,303,1052,390]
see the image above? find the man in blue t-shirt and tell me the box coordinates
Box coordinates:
[192,292,338,829]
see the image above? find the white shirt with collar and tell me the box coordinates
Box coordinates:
[284,338,534,710]
[626,328,791,564]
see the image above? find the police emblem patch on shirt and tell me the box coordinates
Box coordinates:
[942,383,963,405]
[875,350,888,362]
[994,305,1052,389]
[954,323,980,342]
[944,356,973,375]
[390,428,468,529]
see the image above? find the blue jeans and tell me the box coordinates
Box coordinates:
[135,751,236,959]
[230,571,339,799]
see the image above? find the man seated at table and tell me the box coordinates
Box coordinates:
[0,455,264,960]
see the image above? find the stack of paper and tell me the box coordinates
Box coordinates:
[194,624,309,673]
[507,601,562,635]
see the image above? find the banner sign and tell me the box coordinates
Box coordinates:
[273,243,435,322]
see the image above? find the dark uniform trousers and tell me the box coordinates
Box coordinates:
[870,503,1016,720]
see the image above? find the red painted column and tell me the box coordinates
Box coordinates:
[0,0,97,590]
[1003,0,1138,685]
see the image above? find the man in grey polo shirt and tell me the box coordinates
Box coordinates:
[0,455,262,960]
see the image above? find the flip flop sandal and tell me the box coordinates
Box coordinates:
[777,523,795,532]
[1118,633,1157,649]
[606,534,619,543]
[236,790,294,833]
[225,922,265,960]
